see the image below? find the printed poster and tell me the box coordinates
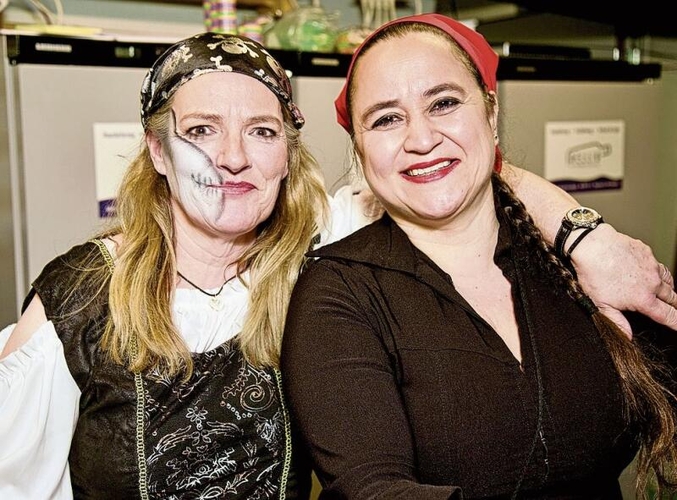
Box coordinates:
[93,122,144,217]
[544,120,625,193]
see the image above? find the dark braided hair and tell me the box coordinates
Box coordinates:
[492,172,677,496]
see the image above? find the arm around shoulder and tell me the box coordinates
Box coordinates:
[499,163,578,244]
[500,162,677,335]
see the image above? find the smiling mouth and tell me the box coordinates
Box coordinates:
[405,160,452,177]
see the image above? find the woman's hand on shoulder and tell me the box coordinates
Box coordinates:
[571,223,677,336]
[0,294,48,359]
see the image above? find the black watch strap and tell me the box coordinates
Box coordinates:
[554,220,573,258]
[564,227,594,259]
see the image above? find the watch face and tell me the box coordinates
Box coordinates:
[567,207,602,227]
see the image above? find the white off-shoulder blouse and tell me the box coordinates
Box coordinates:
[0,186,372,499]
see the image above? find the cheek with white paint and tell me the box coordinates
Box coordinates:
[168,136,224,219]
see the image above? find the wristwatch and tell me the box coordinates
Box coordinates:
[554,207,604,259]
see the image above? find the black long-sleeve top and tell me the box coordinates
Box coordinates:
[281,211,638,499]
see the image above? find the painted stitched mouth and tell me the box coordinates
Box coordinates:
[191,173,224,197]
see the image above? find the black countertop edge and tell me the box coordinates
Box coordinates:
[3,34,661,82]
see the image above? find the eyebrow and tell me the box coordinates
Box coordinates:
[247,115,283,127]
[174,111,221,123]
[423,82,465,98]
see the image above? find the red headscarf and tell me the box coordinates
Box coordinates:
[334,13,502,171]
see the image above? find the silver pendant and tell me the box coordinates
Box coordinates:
[209,296,224,311]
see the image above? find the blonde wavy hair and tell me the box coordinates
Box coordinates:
[96,97,328,378]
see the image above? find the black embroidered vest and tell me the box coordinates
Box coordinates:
[26,241,309,499]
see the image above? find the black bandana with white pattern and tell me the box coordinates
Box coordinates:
[140,32,305,129]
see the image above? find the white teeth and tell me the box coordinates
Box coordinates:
[407,160,451,177]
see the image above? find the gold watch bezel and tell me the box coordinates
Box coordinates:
[565,207,603,229]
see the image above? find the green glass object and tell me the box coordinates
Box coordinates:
[265,5,338,52]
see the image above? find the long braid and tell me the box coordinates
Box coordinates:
[492,173,677,496]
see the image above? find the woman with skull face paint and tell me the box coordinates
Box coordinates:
[0,29,676,500]
[0,33,325,499]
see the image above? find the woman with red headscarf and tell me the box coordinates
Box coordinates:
[281,14,677,498]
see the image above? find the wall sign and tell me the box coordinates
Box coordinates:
[544,120,625,193]
[93,122,144,217]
